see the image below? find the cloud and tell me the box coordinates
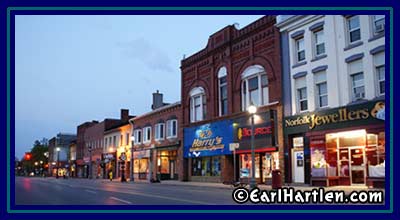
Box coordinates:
[117,38,174,72]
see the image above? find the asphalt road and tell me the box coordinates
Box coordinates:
[15,177,236,205]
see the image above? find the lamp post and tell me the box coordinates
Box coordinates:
[40,160,43,176]
[130,136,135,182]
[247,102,257,189]
[88,146,92,179]
[56,147,60,179]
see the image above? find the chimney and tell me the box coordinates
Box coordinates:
[121,109,129,123]
[152,90,164,110]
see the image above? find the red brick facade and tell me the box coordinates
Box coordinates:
[131,102,182,181]
[180,16,285,182]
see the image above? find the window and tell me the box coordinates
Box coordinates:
[155,123,165,141]
[347,16,361,44]
[166,119,178,138]
[218,67,228,116]
[189,87,206,122]
[134,129,142,144]
[349,59,365,101]
[295,76,308,112]
[315,71,328,108]
[314,29,325,56]
[295,37,305,62]
[298,87,308,111]
[191,156,221,176]
[126,133,130,145]
[372,15,385,35]
[113,136,116,147]
[374,52,385,96]
[105,138,108,148]
[143,126,152,143]
[241,65,269,111]
[120,135,123,146]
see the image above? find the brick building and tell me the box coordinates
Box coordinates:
[76,121,98,178]
[48,133,76,177]
[130,91,182,181]
[180,16,284,183]
[81,109,133,178]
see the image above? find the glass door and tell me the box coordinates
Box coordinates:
[349,147,366,185]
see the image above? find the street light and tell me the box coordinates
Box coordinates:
[247,102,257,189]
[130,135,135,182]
[56,147,60,179]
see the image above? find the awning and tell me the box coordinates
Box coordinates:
[235,147,278,154]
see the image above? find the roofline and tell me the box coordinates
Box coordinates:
[130,101,181,122]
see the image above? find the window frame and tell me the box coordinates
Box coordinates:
[371,15,385,35]
[154,123,165,141]
[295,37,306,63]
[376,65,385,96]
[351,72,365,101]
[189,87,206,123]
[134,129,142,145]
[313,29,325,57]
[297,87,308,112]
[241,65,268,111]
[166,119,178,139]
[347,16,361,44]
[143,126,152,144]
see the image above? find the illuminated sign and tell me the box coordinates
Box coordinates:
[184,120,233,158]
[285,101,385,130]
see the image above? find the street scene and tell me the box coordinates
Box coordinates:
[15,14,387,206]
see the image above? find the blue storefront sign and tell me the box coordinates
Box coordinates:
[184,120,233,158]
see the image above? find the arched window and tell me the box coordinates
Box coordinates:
[218,67,228,116]
[241,65,269,111]
[189,87,206,122]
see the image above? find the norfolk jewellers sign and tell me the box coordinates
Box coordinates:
[284,100,385,133]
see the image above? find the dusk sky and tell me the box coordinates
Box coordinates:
[15,15,263,159]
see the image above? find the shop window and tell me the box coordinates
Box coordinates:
[239,154,260,179]
[346,16,361,44]
[191,156,221,176]
[166,119,178,138]
[189,87,207,122]
[241,65,269,111]
[366,132,385,178]
[313,29,325,57]
[218,67,228,116]
[262,152,279,181]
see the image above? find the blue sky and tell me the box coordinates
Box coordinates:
[15,15,263,159]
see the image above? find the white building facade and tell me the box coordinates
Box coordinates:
[277,15,386,187]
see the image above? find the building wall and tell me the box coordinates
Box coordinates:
[180,16,284,182]
[278,15,385,116]
[131,103,182,180]
[181,16,282,126]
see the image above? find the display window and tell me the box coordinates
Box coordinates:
[133,158,149,173]
[192,156,221,176]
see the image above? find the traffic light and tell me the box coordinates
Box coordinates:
[25,153,32,160]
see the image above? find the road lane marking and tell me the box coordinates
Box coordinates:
[85,189,97,194]
[109,196,132,204]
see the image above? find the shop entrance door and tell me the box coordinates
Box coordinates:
[292,148,305,183]
[349,147,366,185]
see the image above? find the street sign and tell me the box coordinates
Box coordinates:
[229,143,239,151]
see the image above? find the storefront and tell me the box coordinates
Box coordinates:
[184,120,234,183]
[133,148,150,180]
[284,100,385,187]
[233,110,279,184]
[156,145,179,180]
[102,152,116,179]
